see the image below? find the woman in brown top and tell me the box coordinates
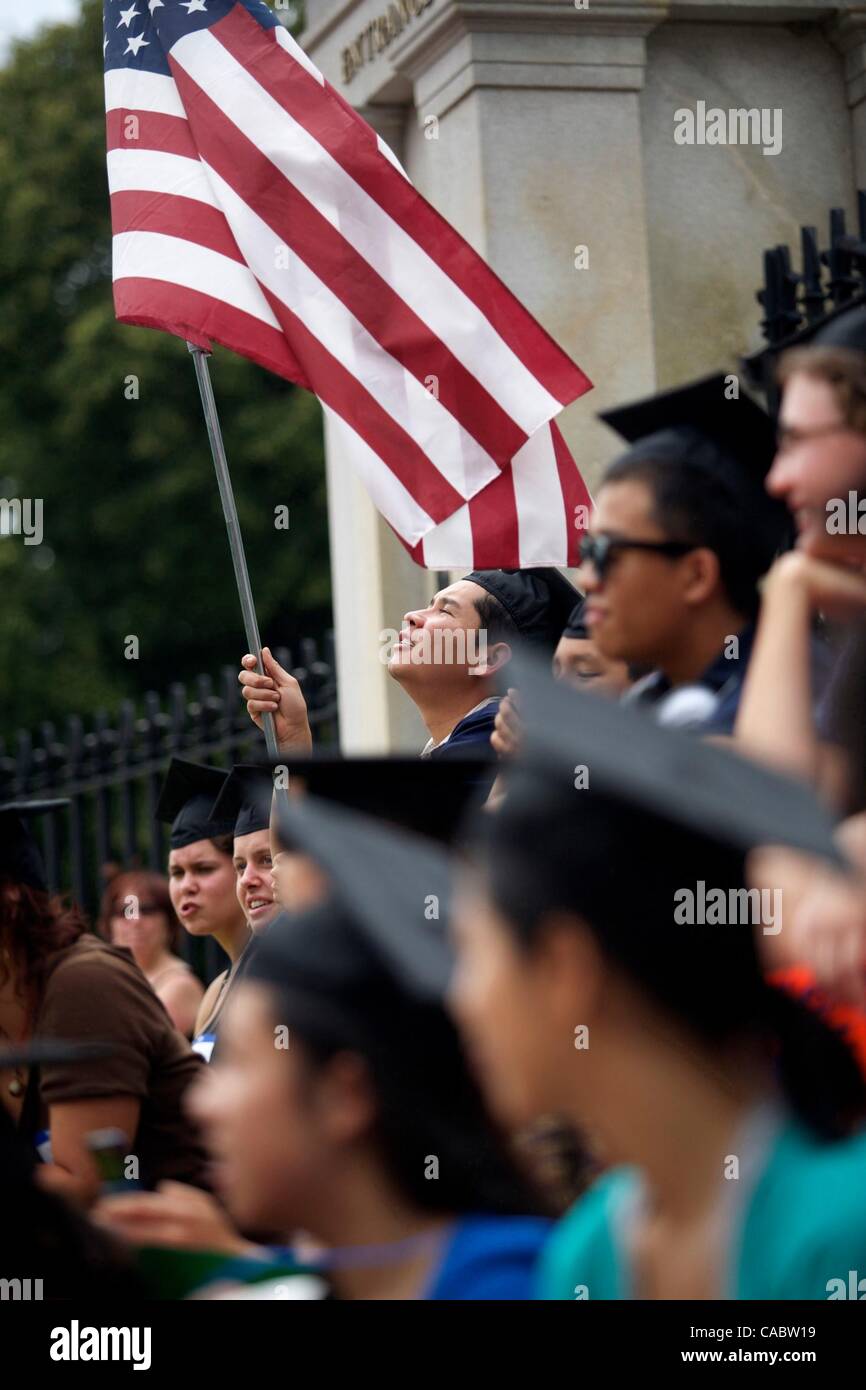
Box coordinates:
[0,800,210,1205]
[98,868,204,1037]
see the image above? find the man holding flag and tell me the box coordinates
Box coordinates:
[239,566,580,757]
[102,0,592,756]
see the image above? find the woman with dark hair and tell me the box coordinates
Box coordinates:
[156,759,250,1060]
[98,869,204,1037]
[0,802,210,1203]
[186,908,549,1298]
[183,795,551,1300]
[450,670,866,1300]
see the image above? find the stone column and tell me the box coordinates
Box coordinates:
[831,9,866,189]
[391,0,666,477]
[320,98,432,753]
[304,0,666,750]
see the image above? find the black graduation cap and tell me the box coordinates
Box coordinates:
[0,799,68,892]
[246,895,460,1081]
[811,304,866,355]
[211,764,274,838]
[508,650,845,866]
[155,758,235,850]
[0,1040,114,1070]
[247,898,385,1039]
[560,598,589,641]
[599,371,777,482]
[741,296,866,394]
[465,568,581,653]
[246,846,541,1223]
[270,792,455,1002]
[259,752,494,846]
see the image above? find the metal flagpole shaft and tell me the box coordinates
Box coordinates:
[187,342,281,761]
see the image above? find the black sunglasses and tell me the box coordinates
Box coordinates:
[579,534,695,578]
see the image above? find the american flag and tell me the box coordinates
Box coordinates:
[103,0,592,567]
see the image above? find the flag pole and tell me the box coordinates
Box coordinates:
[186,342,281,761]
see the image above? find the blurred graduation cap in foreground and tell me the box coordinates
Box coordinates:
[260,752,493,847]
[266,791,455,1004]
[211,764,274,838]
[508,650,845,866]
[755,299,866,360]
[0,1039,114,1070]
[247,797,537,1230]
[466,568,581,653]
[155,758,235,849]
[0,799,69,893]
[742,291,866,400]
[810,303,866,355]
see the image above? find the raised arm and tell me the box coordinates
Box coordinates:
[735,551,866,791]
[238,646,313,753]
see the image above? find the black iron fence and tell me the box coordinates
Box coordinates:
[745,190,866,409]
[0,635,338,921]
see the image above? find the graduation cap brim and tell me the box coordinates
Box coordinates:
[155,759,230,824]
[155,758,235,848]
[509,649,846,868]
[599,371,777,478]
[274,793,455,1001]
[742,296,866,388]
[257,752,494,845]
[809,302,866,355]
[0,1040,115,1070]
[0,799,70,816]
[210,764,275,838]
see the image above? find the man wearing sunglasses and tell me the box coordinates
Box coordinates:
[580,374,789,735]
[238,568,578,761]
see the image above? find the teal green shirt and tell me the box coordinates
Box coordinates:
[538,1115,866,1300]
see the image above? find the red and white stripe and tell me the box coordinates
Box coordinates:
[400,421,593,569]
[105,4,592,561]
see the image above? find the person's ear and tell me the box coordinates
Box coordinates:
[680,547,721,607]
[469,640,512,678]
[318,1050,378,1146]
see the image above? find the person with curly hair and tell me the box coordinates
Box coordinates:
[0,800,210,1206]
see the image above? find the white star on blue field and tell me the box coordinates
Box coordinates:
[0,1,283,68]
[103,0,283,76]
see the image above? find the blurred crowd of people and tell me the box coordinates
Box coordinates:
[4,304,866,1300]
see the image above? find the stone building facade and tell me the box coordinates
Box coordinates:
[299,0,861,749]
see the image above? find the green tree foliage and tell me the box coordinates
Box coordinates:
[0,0,330,737]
